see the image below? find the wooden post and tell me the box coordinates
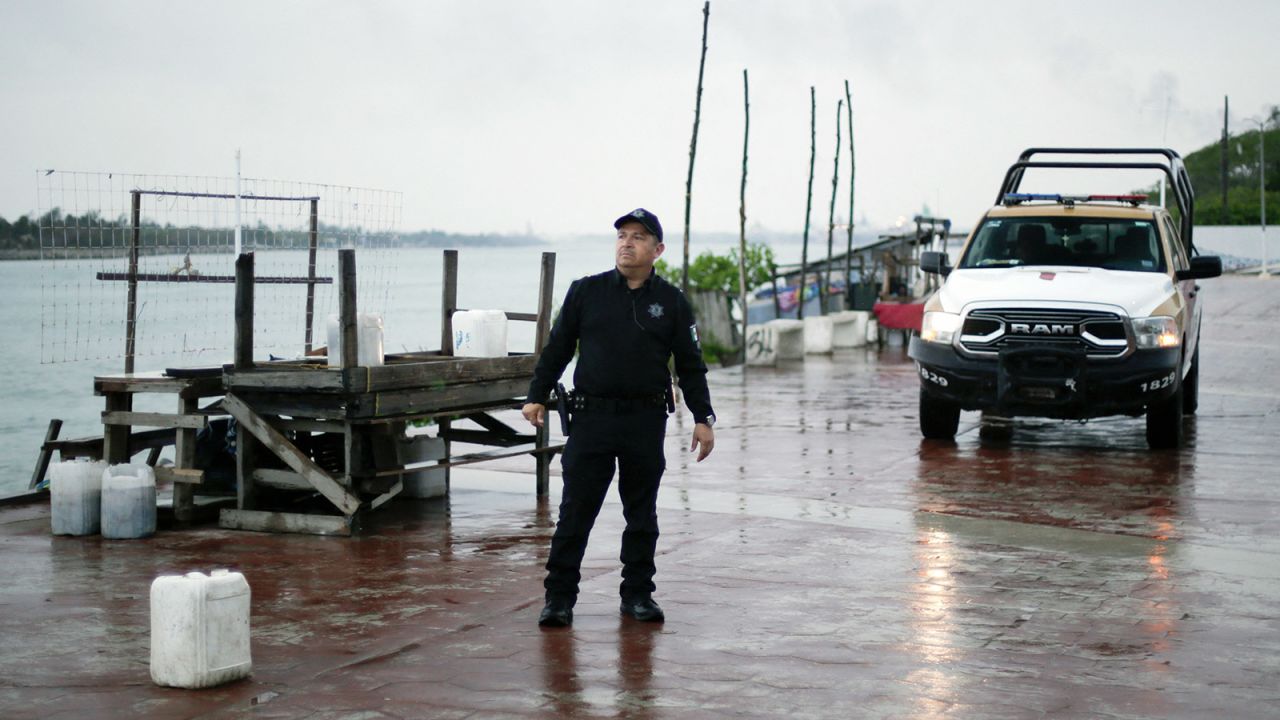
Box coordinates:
[234,252,255,370]
[172,396,196,523]
[103,392,132,464]
[534,251,557,496]
[1221,96,1230,219]
[824,98,844,315]
[738,68,750,360]
[844,80,856,310]
[534,252,556,352]
[681,0,711,298]
[233,251,257,510]
[29,419,63,490]
[441,249,458,355]
[799,86,816,320]
[339,249,358,369]
[125,190,141,374]
[304,198,319,353]
[770,263,782,319]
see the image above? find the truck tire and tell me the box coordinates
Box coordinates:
[1182,347,1199,415]
[1146,380,1184,449]
[920,389,960,440]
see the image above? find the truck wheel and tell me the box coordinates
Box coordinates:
[920,389,960,440]
[1182,347,1199,415]
[1146,380,1184,449]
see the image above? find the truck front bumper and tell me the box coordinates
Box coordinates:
[908,337,1181,419]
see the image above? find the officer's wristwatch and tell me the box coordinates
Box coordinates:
[698,414,716,428]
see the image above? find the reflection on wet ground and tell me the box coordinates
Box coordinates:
[0,276,1277,718]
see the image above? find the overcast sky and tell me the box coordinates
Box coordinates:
[2,1,1277,237]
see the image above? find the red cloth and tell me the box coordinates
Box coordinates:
[873,302,925,331]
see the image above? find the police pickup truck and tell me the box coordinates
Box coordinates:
[908,148,1222,448]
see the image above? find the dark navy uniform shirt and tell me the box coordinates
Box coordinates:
[527,268,715,425]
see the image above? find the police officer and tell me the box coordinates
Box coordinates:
[523,208,716,628]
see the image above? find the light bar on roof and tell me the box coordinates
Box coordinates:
[1001,193,1149,207]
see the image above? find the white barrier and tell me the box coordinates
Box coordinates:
[767,319,805,361]
[745,323,778,366]
[830,311,870,349]
[803,316,834,354]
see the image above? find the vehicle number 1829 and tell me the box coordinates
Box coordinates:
[1140,372,1176,393]
[919,366,949,388]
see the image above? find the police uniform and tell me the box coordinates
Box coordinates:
[527,242,714,616]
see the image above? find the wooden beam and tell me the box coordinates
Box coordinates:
[251,468,312,490]
[101,411,208,429]
[29,419,63,490]
[155,466,205,485]
[369,480,403,510]
[102,392,132,464]
[219,509,353,537]
[222,393,362,516]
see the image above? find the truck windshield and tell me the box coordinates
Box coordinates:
[958,217,1167,272]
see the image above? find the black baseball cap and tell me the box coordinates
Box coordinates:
[613,208,663,242]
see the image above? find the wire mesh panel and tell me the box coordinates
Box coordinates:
[37,170,399,367]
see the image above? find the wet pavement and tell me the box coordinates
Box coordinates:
[1,275,1278,719]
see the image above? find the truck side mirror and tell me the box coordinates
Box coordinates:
[920,251,951,277]
[1175,255,1222,281]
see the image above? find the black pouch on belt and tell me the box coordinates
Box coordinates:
[554,382,572,436]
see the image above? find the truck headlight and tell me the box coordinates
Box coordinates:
[1131,316,1180,349]
[920,312,962,344]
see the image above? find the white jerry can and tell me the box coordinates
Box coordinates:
[50,458,107,536]
[150,570,252,689]
[101,463,157,539]
[326,313,385,367]
[453,309,509,357]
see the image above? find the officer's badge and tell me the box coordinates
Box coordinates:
[648,303,664,319]
[690,324,700,345]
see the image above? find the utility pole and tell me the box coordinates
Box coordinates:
[1253,117,1270,276]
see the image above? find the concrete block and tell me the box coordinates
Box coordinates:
[745,323,778,366]
[831,311,870,349]
[803,316,834,354]
[767,319,805,361]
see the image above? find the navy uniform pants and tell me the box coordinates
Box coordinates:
[544,407,667,605]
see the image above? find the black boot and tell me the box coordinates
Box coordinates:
[619,596,664,622]
[539,596,574,627]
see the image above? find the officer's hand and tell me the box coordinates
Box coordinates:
[522,403,546,428]
[691,423,715,462]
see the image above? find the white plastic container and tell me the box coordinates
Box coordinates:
[326,313,385,367]
[101,463,157,539]
[452,309,508,357]
[150,569,252,689]
[50,458,107,536]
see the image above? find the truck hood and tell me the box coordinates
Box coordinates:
[936,267,1177,318]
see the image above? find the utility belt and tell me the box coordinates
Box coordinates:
[569,391,670,413]
[554,384,673,436]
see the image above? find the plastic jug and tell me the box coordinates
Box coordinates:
[101,463,157,539]
[150,569,252,688]
[326,313,385,367]
[452,310,508,357]
[49,458,107,536]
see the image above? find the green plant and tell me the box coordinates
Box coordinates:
[655,241,776,294]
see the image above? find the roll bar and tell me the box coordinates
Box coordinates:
[996,148,1196,254]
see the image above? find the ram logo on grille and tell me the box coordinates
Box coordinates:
[1008,323,1075,336]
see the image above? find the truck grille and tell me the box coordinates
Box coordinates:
[958,308,1129,358]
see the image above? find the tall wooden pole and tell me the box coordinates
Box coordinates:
[234,252,255,370]
[125,190,140,373]
[682,0,711,297]
[824,98,843,315]
[1222,95,1230,220]
[738,68,750,361]
[304,198,319,354]
[844,80,856,309]
[798,86,816,320]
[338,249,358,369]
